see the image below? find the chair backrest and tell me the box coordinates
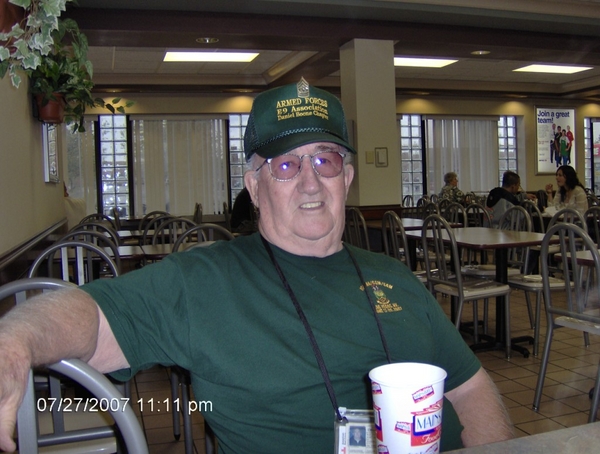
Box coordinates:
[381,211,411,269]
[140,214,173,245]
[585,205,600,246]
[587,193,599,208]
[28,240,120,284]
[172,223,236,252]
[193,202,203,224]
[421,201,439,220]
[78,213,116,229]
[152,217,197,245]
[429,194,439,204]
[223,201,232,232]
[521,199,545,233]
[0,277,148,454]
[110,206,122,230]
[465,202,492,227]
[497,205,532,232]
[437,198,452,213]
[422,214,461,287]
[402,195,414,207]
[58,230,122,273]
[71,221,121,246]
[541,224,600,324]
[137,210,170,231]
[442,201,465,225]
[547,207,588,233]
[343,207,370,250]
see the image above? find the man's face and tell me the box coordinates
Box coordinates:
[245,142,354,257]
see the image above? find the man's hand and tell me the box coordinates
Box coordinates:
[0,340,31,452]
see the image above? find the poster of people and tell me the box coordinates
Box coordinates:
[536,107,576,174]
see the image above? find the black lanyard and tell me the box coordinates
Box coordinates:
[260,236,392,421]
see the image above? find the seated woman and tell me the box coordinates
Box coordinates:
[439,171,464,203]
[545,165,587,214]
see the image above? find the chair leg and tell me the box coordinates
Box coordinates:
[524,291,535,329]
[505,294,511,359]
[170,369,181,441]
[181,373,194,454]
[589,361,600,423]
[472,301,479,344]
[533,292,542,357]
[483,300,489,334]
[533,323,554,411]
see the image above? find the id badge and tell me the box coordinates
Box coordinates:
[334,407,377,454]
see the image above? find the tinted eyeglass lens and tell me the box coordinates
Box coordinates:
[269,152,344,180]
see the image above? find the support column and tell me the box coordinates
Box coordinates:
[340,39,401,206]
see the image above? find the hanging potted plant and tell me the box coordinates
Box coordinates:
[0,0,72,88]
[28,17,132,131]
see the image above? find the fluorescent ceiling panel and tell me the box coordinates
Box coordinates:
[514,64,592,74]
[164,52,259,62]
[394,57,457,68]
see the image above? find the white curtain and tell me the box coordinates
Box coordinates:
[62,119,98,215]
[426,117,499,195]
[131,118,227,217]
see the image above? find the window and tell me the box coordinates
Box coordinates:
[98,115,130,217]
[229,114,251,204]
[398,115,425,199]
[497,116,518,186]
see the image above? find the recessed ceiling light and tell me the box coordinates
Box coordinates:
[471,50,490,56]
[164,52,259,62]
[394,57,458,68]
[514,64,592,74]
[196,37,219,44]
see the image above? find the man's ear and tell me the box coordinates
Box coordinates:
[244,171,259,209]
[344,164,354,197]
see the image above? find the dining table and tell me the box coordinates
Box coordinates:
[406,227,555,357]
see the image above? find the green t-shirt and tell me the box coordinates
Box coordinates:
[83,233,480,453]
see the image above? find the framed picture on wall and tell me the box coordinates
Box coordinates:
[535,107,576,175]
[42,123,59,183]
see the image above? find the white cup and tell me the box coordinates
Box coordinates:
[369,362,447,454]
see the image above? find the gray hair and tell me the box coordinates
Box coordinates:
[444,172,458,185]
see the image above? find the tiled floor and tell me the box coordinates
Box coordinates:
[129,286,600,453]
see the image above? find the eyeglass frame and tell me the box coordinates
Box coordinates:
[255,150,347,182]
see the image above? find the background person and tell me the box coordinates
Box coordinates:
[0,80,514,453]
[486,171,535,225]
[439,171,464,203]
[545,165,587,214]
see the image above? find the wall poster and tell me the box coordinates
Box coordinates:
[536,107,576,175]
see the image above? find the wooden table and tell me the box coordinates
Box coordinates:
[407,227,552,357]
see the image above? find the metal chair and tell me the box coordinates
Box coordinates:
[70,221,122,247]
[140,213,173,245]
[28,240,120,284]
[223,201,232,232]
[110,206,122,230]
[584,205,600,246]
[151,217,197,246]
[422,214,512,356]
[193,202,203,224]
[532,224,600,422]
[381,211,428,286]
[58,230,122,275]
[77,213,116,230]
[522,200,545,234]
[343,207,370,250]
[442,201,466,225]
[0,278,148,454]
[137,210,170,231]
[172,223,235,252]
[465,202,492,228]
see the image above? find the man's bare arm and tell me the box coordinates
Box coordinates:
[445,367,514,447]
[0,287,128,452]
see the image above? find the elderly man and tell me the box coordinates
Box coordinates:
[0,79,513,453]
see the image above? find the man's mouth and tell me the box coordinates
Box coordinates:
[300,201,323,209]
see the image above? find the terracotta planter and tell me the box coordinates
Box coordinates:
[35,93,65,124]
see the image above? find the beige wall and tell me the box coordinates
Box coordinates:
[0,77,65,257]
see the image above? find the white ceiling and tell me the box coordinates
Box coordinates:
[65,0,600,100]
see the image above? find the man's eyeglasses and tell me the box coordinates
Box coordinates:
[256,150,346,182]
